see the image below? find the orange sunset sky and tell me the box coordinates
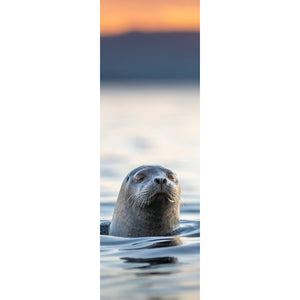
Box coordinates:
[100,0,200,36]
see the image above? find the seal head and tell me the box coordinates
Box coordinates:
[109,165,181,237]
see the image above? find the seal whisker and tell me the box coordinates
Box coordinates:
[128,190,152,209]
[138,189,156,208]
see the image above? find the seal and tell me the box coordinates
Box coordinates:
[109,165,181,237]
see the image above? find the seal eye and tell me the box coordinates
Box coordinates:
[167,173,177,181]
[134,173,145,183]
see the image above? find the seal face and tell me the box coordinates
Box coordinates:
[109,165,181,237]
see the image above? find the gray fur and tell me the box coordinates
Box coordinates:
[109,165,181,237]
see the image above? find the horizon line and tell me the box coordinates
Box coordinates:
[101,29,200,38]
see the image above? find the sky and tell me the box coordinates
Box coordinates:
[100,0,200,36]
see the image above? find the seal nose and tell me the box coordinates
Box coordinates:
[154,177,167,185]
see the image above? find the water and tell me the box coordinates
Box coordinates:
[100,83,200,300]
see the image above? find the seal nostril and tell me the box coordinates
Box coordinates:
[154,177,167,184]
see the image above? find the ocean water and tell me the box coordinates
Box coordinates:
[100,83,200,300]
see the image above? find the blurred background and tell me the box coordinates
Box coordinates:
[100,0,200,199]
[100,1,200,299]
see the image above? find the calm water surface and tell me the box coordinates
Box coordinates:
[100,83,200,300]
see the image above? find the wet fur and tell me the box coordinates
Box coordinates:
[109,165,181,237]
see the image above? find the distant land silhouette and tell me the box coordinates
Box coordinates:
[100,31,200,82]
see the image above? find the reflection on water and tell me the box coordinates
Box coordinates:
[130,237,183,250]
[100,83,200,300]
[121,256,178,268]
[100,231,200,300]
